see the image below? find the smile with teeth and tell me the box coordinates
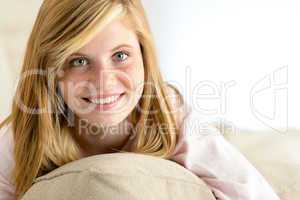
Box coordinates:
[84,94,123,105]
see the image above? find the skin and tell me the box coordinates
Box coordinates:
[58,18,145,156]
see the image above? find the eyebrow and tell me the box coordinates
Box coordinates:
[69,44,134,57]
[111,44,134,52]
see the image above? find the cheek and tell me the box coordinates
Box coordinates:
[60,67,91,83]
[58,70,91,94]
[58,80,74,106]
[58,79,89,103]
[122,61,144,91]
[58,80,90,113]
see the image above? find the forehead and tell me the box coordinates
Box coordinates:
[77,18,139,55]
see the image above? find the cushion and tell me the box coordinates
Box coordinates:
[22,153,215,200]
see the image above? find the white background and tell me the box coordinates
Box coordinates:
[1,0,300,132]
[142,0,300,132]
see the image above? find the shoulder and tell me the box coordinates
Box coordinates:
[165,84,219,135]
[0,123,15,185]
[0,123,14,159]
[164,84,190,129]
[168,100,223,161]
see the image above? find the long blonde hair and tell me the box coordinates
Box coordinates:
[0,0,183,198]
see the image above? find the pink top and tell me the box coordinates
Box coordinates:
[170,107,280,200]
[0,123,15,200]
[0,108,280,200]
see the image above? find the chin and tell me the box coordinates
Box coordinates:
[78,111,129,127]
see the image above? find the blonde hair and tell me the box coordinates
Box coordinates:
[0,0,184,198]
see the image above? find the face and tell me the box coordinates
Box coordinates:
[58,18,145,127]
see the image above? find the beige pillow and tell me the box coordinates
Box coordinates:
[22,153,215,200]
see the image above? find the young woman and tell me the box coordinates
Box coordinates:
[0,0,279,199]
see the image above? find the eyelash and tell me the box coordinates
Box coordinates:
[69,57,89,67]
[69,51,130,68]
[113,51,130,63]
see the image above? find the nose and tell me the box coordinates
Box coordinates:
[92,66,119,92]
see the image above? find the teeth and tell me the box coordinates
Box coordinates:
[90,95,120,105]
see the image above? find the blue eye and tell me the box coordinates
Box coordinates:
[113,51,129,62]
[70,57,89,67]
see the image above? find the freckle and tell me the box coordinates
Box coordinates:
[57,70,65,77]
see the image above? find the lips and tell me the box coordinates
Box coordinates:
[89,92,125,99]
[82,92,125,105]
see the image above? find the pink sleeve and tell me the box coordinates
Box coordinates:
[0,172,15,200]
[170,109,280,200]
[0,124,16,200]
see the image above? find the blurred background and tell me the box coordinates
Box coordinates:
[1,0,299,133]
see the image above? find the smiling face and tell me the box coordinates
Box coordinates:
[58,18,145,127]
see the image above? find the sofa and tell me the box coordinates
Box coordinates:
[21,129,300,200]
